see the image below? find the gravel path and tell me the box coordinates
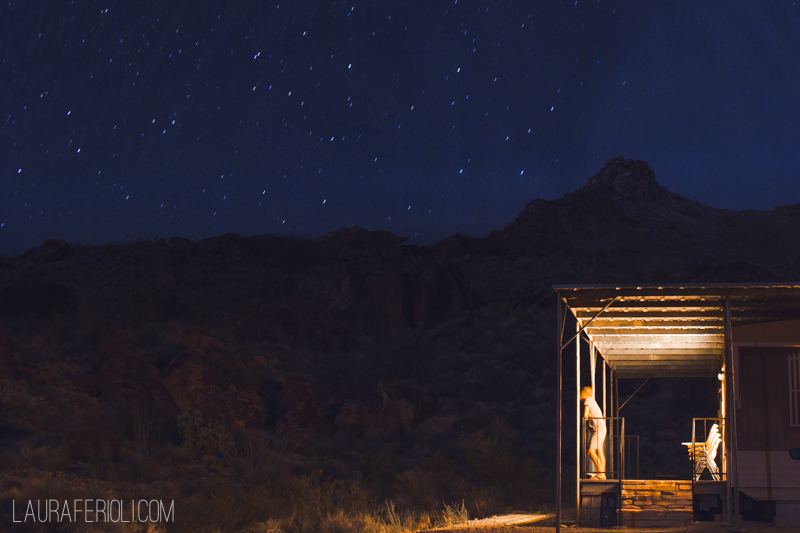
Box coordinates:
[425,514,797,533]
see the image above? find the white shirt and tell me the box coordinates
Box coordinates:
[584,396,606,431]
[584,396,603,419]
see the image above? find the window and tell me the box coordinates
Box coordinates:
[791,353,800,427]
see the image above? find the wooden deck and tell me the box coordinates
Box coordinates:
[581,479,726,527]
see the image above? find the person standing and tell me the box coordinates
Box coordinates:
[581,386,607,479]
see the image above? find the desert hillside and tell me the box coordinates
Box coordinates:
[1,157,798,532]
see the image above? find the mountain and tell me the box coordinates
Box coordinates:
[0,157,797,531]
[481,156,799,283]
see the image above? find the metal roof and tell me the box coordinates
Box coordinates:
[554,283,800,378]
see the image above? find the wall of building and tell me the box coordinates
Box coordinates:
[736,347,800,451]
[733,321,800,525]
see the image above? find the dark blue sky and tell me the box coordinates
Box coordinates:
[2,1,799,256]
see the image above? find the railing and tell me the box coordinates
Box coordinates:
[686,417,725,482]
[623,435,640,479]
[581,416,723,483]
[581,417,626,480]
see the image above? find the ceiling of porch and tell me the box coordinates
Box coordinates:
[556,284,800,378]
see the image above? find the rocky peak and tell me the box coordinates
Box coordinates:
[582,156,658,197]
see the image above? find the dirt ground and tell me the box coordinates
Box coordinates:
[426,514,799,533]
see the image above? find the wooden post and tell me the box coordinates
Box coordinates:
[607,366,613,479]
[576,319,582,524]
[614,372,619,479]
[724,298,741,525]
[556,295,563,533]
[602,358,607,419]
[590,343,596,396]
[602,357,607,480]
[721,360,730,523]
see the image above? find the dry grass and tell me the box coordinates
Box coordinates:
[0,412,550,532]
[440,501,469,527]
[0,469,441,533]
[268,508,432,533]
[428,518,800,533]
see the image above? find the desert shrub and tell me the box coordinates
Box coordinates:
[440,500,468,527]
[358,444,401,498]
[8,443,72,472]
[384,500,400,526]
[285,471,373,520]
[162,474,432,533]
[177,408,233,452]
[167,482,278,533]
[458,481,502,519]
[221,433,290,486]
[464,417,546,507]
[394,468,440,510]
[72,287,108,351]
[393,464,501,521]
[133,404,162,459]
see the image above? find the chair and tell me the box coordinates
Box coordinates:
[682,423,721,481]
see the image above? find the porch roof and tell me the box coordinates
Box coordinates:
[554,283,800,378]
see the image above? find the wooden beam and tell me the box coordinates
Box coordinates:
[572,301,726,310]
[577,309,800,322]
[609,359,721,366]
[586,327,724,335]
[615,371,721,378]
[605,354,722,362]
[612,369,721,377]
[598,335,724,341]
[599,348,723,356]
[556,284,800,301]
[576,310,723,319]
[592,331,725,344]
[563,297,620,352]
[610,361,721,368]
[583,319,724,328]
[598,342,723,350]
[570,298,800,312]
[608,359,723,367]
[603,348,721,356]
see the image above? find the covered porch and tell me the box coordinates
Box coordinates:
[553,283,800,529]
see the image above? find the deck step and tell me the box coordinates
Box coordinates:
[620,480,693,527]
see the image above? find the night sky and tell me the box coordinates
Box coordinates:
[2,1,799,257]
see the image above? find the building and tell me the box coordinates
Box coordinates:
[554,284,800,529]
